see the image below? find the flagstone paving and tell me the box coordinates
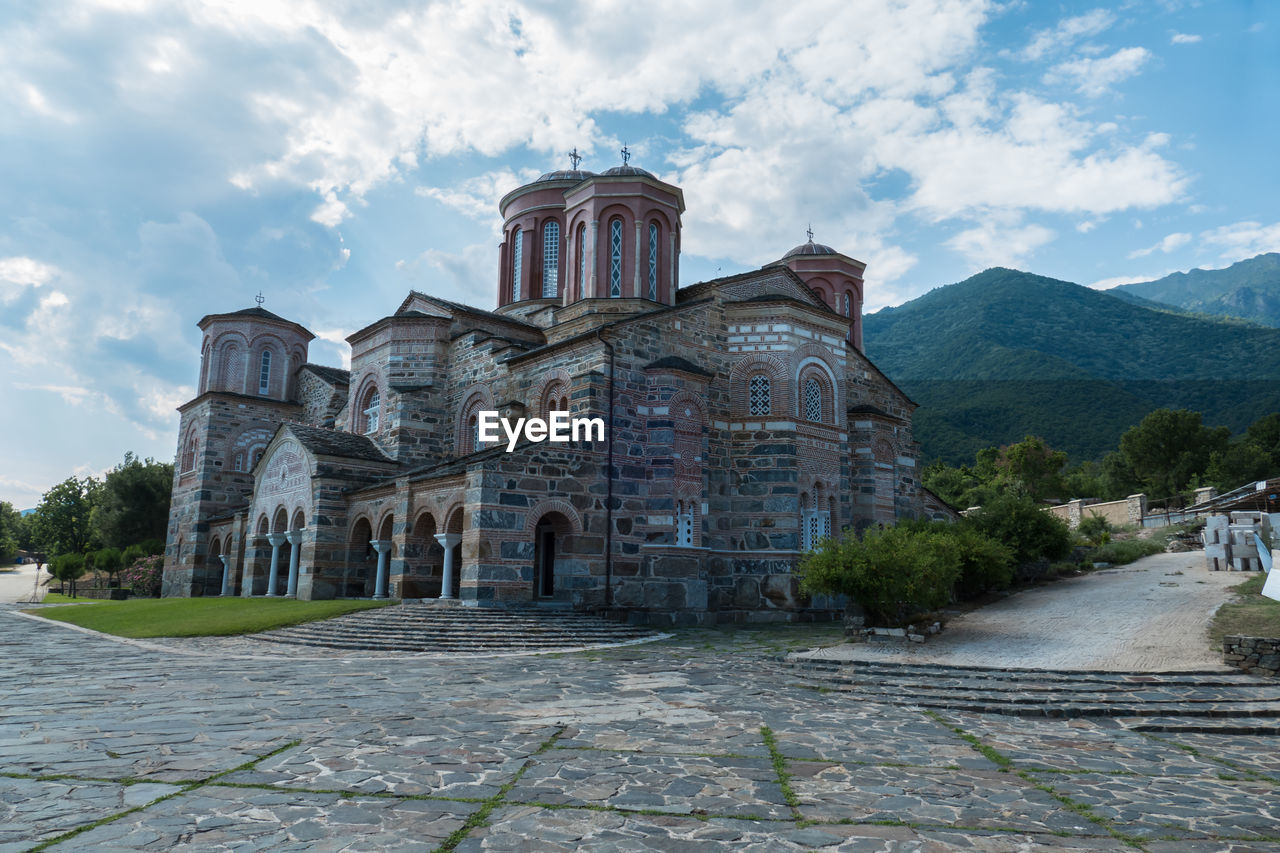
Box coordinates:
[3,605,1279,852]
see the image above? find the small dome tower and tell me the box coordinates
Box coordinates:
[197,302,314,402]
[773,233,866,351]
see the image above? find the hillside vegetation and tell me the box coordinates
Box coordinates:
[863,267,1280,463]
[1115,253,1280,328]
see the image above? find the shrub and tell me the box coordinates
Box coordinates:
[798,524,960,627]
[119,554,164,598]
[93,547,124,584]
[963,493,1073,565]
[943,525,1015,600]
[1089,538,1163,566]
[1077,515,1111,546]
[49,553,87,594]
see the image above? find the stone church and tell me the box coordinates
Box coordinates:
[162,160,953,623]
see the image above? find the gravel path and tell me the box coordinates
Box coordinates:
[801,551,1248,671]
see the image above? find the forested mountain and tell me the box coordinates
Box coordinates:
[863,267,1280,464]
[1113,253,1280,328]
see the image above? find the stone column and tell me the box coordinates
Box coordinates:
[265,533,287,596]
[435,533,462,599]
[219,555,232,597]
[285,529,303,597]
[371,540,392,600]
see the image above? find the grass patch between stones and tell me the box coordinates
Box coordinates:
[27,596,394,637]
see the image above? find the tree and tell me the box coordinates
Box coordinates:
[1206,442,1273,491]
[0,502,20,565]
[93,547,124,586]
[994,435,1067,502]
[30,476,101,558]
[1246,412,1280,469]
[962,492,1073,565]
[91,453,174,550]
[1118,409,1229,499]
[49,553,86,596]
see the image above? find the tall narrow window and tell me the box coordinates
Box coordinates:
[748,373,770,416]
[258,350,271,395]
[542,221,559,297]
[676,502,695,547]
[843,293,851,316]
[576,224,586,293]
[511,227,524,301]
[804,377,822,422]
[363,389,380,434]
[234,453,243,472]
[648,222,659,300]
[609,218,623,297]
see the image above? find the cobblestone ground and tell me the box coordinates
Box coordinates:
[3,606,1278,852]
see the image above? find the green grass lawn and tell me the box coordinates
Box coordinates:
[28,596,393,638]
[1209,574,1280,650]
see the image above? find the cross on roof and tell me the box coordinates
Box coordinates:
[806,224,814,243]
[568,147,581,169]
[620,145,631,165]
[255,291,265,306]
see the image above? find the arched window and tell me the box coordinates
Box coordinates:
[258,350,272,395]
[843,293,851,317]
[470,415,480,452]
[362,388,381,434]
[648,221,659,301]
[576,223,586,294]
[542,221,559,298]
[249,446,265,470]
[181,436,197,472]
[804,377,822,423]
[748,373,770,417]
[511,227,523,301]
[609,218,623,297]
[234,453,244,472]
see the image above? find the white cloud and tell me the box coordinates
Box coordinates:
[1020,9,1116,60]
[1090,274,1158,290]
[946,219,1055,268]
[0,256,59,302]
[1046,47,1151,97]
[1128,231,1191,258]
[1170,33,1201,44]
[1200,221,1280,263]
[416,168,539,226]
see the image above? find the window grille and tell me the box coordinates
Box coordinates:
[542,221,559,297]
[648,222,659,300]
[609,219,623,297]
[258,350,271,395]
[676,502,695,547]
[511,228,523,301]
[804,377,822,422]
[577,224,586,292]
[748,373,770,416]
[363,390,380,434]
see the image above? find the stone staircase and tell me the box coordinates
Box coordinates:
[248,601,665,654]
[782,657,1280,733]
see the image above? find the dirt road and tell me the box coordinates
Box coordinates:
[801,551,1247,671]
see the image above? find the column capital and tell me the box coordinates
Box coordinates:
[219,555,229,567]
[285,529,304,545]
[434,533,462,548]
[371,539,394,554]
[266,532,288,547]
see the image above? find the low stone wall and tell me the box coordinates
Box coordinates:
[1048,495,1147,530]
[1223,635,1280,677]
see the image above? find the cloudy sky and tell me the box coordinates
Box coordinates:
[1,0,1276,509]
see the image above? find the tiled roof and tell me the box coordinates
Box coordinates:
[301,363,351,386]
[286,423,395,464]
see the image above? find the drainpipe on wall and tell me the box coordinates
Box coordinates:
[595,327,615,607]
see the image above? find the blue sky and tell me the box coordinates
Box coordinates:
[1,0,1277,509]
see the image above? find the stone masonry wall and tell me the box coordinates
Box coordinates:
[1223,635,1280,677]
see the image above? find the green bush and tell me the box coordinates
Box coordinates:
[963,493,1073,564]
[1077,515,1111,546]
[1089,538,1163,566]
[798,525,960,627]
[944,525,1015,600]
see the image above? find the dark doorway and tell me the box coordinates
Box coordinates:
[535,522,556,598]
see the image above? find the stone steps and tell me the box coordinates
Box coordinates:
[781,656,1280,721]
[248,602,664,653]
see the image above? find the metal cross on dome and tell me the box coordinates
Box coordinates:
[806,224,815,243]
[568,147,581,169]
[620,145,631,165]
[255,292,265,306]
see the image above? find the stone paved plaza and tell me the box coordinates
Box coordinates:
[3,605,1279,852]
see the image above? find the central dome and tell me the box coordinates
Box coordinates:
[783,240,838,259]
[535,169,596,183]
[601,164,656,178]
